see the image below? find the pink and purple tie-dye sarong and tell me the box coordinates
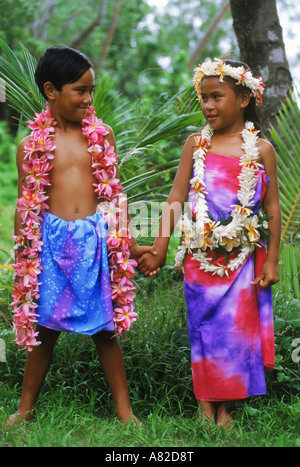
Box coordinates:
[184,153,275,401]
[37,211,114,335]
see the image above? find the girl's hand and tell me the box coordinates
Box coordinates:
[250,261,280,288]
[130,244,157,262]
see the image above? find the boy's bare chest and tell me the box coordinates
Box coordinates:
[52,133,92,171]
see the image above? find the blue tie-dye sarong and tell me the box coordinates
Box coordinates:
[37,211,114,335]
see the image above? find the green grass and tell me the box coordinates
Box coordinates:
[0,270,299,448]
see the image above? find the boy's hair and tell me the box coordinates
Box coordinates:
[223,59,261,131]
[35,46,93,99]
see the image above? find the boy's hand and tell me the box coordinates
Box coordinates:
[138,251,166,277]
[250,261,280,288]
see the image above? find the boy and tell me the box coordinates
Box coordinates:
[8,46,150,427]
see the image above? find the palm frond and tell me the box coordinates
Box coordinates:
[0,39,44,122]
[270,88,300,244]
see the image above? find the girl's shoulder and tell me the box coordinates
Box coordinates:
[185,130,201,146]
[258,137,275,156]
[258,137,277,167]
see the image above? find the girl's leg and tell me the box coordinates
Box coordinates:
[198,400,216,423]
[6,325,60,426]
[92,330,139,424]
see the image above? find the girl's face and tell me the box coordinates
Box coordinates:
[51,68,95,122]
[200,76,249,132]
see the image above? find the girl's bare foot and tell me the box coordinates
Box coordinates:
[216,403,233,430]
[197,401,216,430]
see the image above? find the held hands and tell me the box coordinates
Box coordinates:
[138,250,166,277]
[130,243,157,263]
[130,243,165,277]
[250,260,280,288]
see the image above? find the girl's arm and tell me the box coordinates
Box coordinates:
[104,125,157,261]
[138,134,195,276]
[251,139,281,288]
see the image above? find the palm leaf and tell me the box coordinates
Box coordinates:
[0,39,44,121]
[270,88,300,244]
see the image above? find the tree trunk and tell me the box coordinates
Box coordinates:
[230,0,293,135]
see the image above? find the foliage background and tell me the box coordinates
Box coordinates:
[0,0,299,447]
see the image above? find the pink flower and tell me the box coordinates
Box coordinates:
[82,114,108,143]
[115,252,137,278]
[114,304,138,334]
[107,228,132,253]
[98,198,121,228]
[93,170,122,199]
[13,325,41,351]
[28,103,56,133]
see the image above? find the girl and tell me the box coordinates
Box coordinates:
[138,59,281,429]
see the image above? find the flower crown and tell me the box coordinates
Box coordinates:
[193,58,265,106]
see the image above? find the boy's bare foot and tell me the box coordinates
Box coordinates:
[5,410,33,429]
[116,408,142,428]
[216,403,234,430]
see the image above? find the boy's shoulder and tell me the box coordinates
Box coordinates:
[18,134,31,148]
[16,134,31,160]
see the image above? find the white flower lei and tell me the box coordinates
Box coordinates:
[175,121,268,277]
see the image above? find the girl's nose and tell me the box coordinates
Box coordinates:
[205,98,215,110]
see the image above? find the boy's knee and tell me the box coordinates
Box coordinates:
[36,325,60,346]
[91,330,115,344]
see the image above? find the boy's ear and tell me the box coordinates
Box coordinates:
[43,81,56,101]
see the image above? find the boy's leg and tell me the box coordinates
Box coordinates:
[92,330,139,424]
[6,325,60,426]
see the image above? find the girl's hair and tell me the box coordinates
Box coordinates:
[35,46,93,99]
[223,59,261,131]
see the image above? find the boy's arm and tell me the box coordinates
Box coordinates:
[14,137,29,254]
[138,135,195,276]
[251,139,281,288]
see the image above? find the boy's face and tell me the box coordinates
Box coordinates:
[52,68,95,122]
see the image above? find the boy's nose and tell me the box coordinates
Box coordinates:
[83,93,93,105]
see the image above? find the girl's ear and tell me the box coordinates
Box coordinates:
[43,81,56,101]
[240,90,251,109]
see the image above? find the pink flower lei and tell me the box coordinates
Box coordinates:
[12,104,137,351]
